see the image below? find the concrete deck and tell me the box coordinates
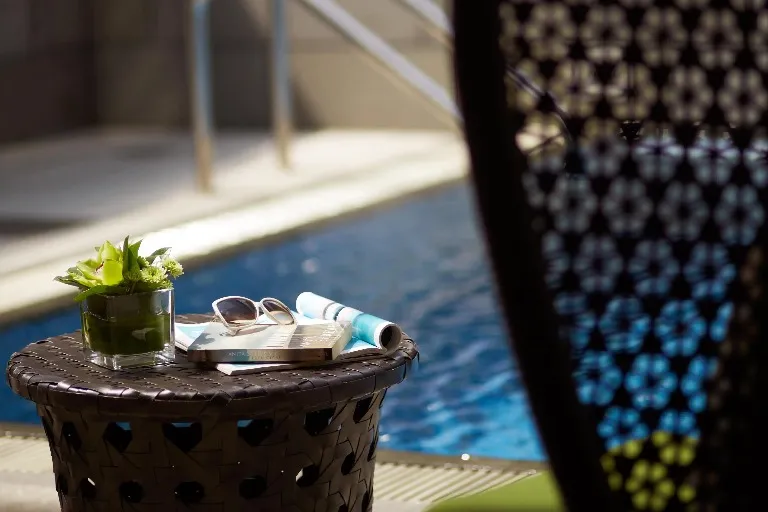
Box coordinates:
[0,432,541,512]
[0,129,547,510]
[0,128,473,510]
[0,128,468,324]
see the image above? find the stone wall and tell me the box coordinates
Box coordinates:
[0,0,454,144]
[94,0,454,130]
[92,0,191,127]
[0,0,95,144]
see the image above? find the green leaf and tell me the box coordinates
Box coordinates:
[53,275,88,290]
[67,271,100,289]
[129,239,143,255]
[76,262,100,281]
[99,240,121,263]
[128,244,140,264]
[132,278,172,293]
[101,260,123,285]
[122,236,140,279]
[74,285,112,302]
[73,284,129,301]
[146,247,170,264]
[57,235,180,299]
[79,258,101,270]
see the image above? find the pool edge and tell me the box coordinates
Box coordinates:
[0,422,47,439]
[376,448,549,472]
[0,175,468,328]
[0,420,547,472]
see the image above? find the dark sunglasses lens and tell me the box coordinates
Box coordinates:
[262,299,289,314]
[217,298,258,324]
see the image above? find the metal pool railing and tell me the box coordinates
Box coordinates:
[296,0,460,126]
[185,0,581,191]
[187,0,294,193]
[185,0,460,193]
[189,0,215,193]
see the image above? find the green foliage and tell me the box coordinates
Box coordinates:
[54,236,184,302]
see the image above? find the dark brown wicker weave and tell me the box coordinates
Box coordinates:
[5,314,418,512]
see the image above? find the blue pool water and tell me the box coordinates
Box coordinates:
[0,182,545,461]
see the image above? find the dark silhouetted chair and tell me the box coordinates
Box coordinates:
[436,1,768,510]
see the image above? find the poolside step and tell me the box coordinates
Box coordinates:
[374,460,536,506]
[0,434,541,512]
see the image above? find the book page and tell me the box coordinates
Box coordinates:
[340,337,382,355]
[216,361,295,375]
[176,323,209,350]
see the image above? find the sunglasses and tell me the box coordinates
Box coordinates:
[211,296,296,335]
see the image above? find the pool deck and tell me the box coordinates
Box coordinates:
[0,425,545,512]
[0,129,547,510]
[0,128,468,325]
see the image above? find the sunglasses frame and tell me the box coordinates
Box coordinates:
[211,296,296,335]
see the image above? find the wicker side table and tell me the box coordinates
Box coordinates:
[6,314,418,512]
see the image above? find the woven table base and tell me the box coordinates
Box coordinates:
[40,390,385,512]
[8,316,417,512]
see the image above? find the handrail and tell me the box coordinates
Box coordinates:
[189,0,215,193]
[187,0,463,191]
[393,0,452,47]
[395,0,572,133]
[297,0,460,126]
[187,0,293,192]
[270,0,293,170]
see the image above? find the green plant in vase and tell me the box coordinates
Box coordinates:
[54,237,184,369]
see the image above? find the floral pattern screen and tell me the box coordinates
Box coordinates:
[501,0,768,508]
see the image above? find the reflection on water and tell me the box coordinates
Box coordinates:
[0,183,545,461]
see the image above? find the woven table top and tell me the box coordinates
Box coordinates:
[6,314,418,420]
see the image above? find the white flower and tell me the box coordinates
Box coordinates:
[574,235,623,293]
[551,61,600,118]
[583,136,629,178]
[542,232,569,288]
[523,154,562,208]
[714,185,764,246]
[602,178,652,235]
[636,8,687,66]
[688,135,739,185]
[662,68,713,124]
[658,183,709,240]
[629,240,679,296]
[750,11,768,71]
[744,139,768,186]
[523,4,575,61]
[684,243,736,301]
[608,64,657,120]
[718,69,768,126]
[693,10,742,69]
[547,177,598,233]
[633,135,684,181]
[581,6,631,63]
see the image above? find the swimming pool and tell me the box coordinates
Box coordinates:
[0,182,546,461]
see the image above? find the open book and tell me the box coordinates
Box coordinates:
[175,312,400,375]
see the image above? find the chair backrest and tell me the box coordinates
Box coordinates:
[453,1,768,510]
